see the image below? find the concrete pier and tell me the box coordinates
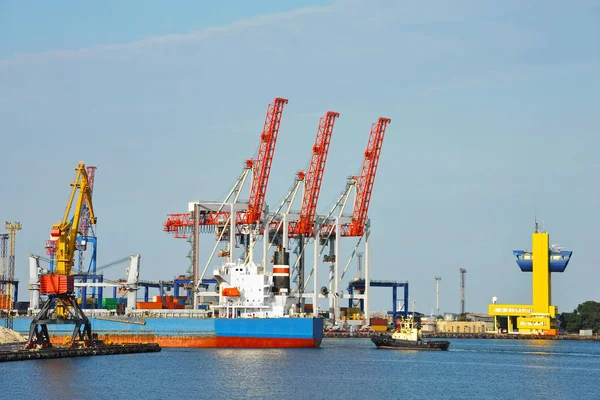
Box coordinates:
[0,342,161,362]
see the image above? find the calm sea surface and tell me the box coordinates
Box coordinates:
[3,338,600,399]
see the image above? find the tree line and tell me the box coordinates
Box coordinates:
[559,301,600,333]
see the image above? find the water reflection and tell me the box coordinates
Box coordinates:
[35,359,79,399]
[6,339,600,400]
[215,348,287,361]
[211,348,316,398]
[528,339,558,351]
[509,340,564,398]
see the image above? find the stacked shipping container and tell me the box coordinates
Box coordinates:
[370,317,388,332]
[0,294,11,309]
[137,295,187,310]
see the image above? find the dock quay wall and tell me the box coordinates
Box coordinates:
[323,331,600,340]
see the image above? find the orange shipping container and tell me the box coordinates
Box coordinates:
[162,303,184,310]
[370,318,387,326]
[0,294,11,309]
[136,302,163,310]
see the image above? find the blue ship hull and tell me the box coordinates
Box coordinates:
[12,317,324,348]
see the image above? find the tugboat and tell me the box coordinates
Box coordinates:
[371,305,450,351]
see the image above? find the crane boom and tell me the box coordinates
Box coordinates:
[78,165,97,237]
[347,117,390,237]
[28,162,98,348]
[242,97,288,226]
[294,111,339,236]
[52,164,96,276]
[318,117,391,239]
[163,98,289,237]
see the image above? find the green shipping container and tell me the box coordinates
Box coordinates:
[102,298,118,308]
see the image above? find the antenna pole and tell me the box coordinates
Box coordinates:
[434,276,441,316]
[459,268,467,317]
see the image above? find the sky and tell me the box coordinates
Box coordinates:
[0,0,599,315]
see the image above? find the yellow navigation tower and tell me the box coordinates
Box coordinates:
[489,222,572,335]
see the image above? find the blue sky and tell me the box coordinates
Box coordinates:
[0,0,333,57]
[1,0,599,315]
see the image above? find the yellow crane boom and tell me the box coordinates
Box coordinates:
[28,162,99,348]
[51,163,96,276]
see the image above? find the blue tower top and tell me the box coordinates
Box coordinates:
[513,249,573,273]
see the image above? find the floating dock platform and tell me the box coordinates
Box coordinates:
[0,342,161,363]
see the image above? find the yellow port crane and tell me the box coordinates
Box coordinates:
[27,163,98,348]
[52,165,96,276]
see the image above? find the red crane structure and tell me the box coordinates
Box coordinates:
[344,116,391,237]
[163,97,288,238]
[314,117,390,322]
[260,111,338,310]
[320,117,391,238]
[287,111,339,237]
[241,98,288,227]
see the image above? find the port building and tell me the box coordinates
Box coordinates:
[488,224,572,335]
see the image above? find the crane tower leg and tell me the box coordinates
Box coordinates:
[328,263,334,318]
[313,224,319,317]
[27,294,94,348]
[334,217,340,325]
[297,235,304,313]
[364,221,370,324]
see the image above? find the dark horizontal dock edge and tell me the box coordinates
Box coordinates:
[0,343,161,362]
[422,332,600,341]
[322,331,600,341]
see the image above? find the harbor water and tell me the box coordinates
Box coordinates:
[3,338,600,399]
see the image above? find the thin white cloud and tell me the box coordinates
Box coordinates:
[420,61,600,96]
[0,4,340,68]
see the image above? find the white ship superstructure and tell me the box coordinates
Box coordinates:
[212,259,296,318]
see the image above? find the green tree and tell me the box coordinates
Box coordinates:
[577,301,600,332]
[559,310,580,332]
[560,301,600,333]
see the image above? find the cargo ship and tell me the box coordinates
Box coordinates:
[16,256,323,348]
